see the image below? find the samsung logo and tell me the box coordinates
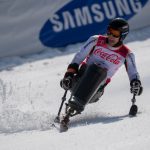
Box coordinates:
[50,0,143,32]
[39,0,148,47]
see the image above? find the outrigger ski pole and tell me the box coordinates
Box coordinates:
[54,90,68,123]
[129,94,138,116]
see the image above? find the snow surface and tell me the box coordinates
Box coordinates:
[0,26,150,150]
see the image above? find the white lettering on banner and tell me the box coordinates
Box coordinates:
[91,4,104,22]
[93,48,122,65]
[115,0,131,16]
[50,0,143,32]
[103,1,116,19]
[50,14,63,32]
[130,0,142,13]
[74,7,93,27]
[63,11,76,30]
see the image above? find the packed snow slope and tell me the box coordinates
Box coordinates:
[0,26,150,150]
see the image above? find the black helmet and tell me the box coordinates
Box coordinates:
[108,18,129,41]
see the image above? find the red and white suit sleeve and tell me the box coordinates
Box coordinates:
[71,35,98,65]
[125,53,140,81]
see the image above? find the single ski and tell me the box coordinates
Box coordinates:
[59,115,70,132]
[50,115,70,132]
[51,122,68,132]
[51,121,62,132]
[59,121,69,132]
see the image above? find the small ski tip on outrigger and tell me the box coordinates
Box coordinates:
[129,94,138,117]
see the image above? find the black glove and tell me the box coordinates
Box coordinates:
[60,63,79,90]
[130,79,143,96]
[60,76,73,90]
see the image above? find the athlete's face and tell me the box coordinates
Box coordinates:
[107,28,121,46]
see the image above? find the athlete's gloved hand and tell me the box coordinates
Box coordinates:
[60,63,79,90]
[130,79,143,96]
[60,73,74,90]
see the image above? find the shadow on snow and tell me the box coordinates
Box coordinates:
[69,112,141,129]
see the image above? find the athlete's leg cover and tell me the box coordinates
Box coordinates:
[71,64,107,110]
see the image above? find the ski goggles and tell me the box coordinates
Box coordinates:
[107,28,121,38]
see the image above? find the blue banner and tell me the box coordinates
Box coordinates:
[39,0,148,48]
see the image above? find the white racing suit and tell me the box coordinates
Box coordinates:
[71,35,140,84]
[70,35,140,104]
